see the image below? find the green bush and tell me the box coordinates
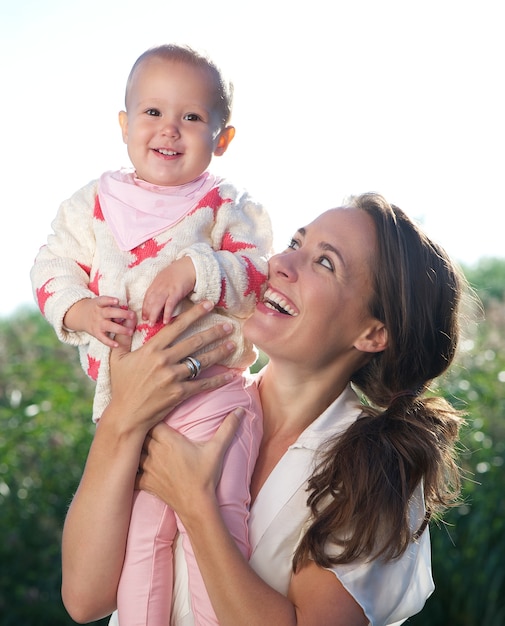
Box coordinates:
[0,308,107,625]
[409,259,505,624]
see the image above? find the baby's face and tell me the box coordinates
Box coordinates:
[119,57,231,186]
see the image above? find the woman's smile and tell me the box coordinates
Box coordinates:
[262,287,299,316]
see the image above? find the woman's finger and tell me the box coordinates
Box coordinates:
[202,408,245,484]
[211,408,244,452]
[108,301,239,428]
[146,300,215,352]
[163,321,236,369]
[136,300,237,370]
[143,422,184,448]
[111,315,136,354]
[137,410,244,507]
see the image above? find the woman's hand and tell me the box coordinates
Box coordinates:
[136,408,244,516]
[107,300,237,435]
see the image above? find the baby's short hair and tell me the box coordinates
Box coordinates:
[125,44,234,127]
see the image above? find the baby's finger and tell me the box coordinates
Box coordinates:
[142,293,164,325]
[162,299,176,325]
[147,301,215,351]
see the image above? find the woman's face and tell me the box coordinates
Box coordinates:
[245,207,383,374]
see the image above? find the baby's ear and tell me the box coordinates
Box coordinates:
[118,110,129,144]
[354,321,388,354]
[214,126,235,156]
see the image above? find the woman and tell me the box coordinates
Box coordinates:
[61,193,465,625]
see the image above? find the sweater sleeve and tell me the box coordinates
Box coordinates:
[179,181,273,317]
[30,180,100,346]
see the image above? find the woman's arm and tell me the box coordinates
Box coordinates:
[61,302,237,622]
[137,419,368,626]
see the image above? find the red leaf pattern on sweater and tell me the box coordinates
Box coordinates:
[129,239,166,268]
[136,320,164,343]
[89,270,101,295]
[36,278,54,315]
[217,277,227,308]
[93,196,105,221]
[77,261,92,276]
[188,186,231,219]
[242,256,267,301]
[221,231,256,253]
[87,354,100,381]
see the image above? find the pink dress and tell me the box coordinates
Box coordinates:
[117,367,262,626]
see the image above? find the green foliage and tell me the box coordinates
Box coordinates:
[0,307,108,625]
[1,258,504,624]
[409,258,505,625]
[462,256,505,304]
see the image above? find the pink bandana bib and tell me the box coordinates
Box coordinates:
[98,169,218,251]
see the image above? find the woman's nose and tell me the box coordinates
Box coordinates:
[268,251,298,281]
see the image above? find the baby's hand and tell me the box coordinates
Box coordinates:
[64,296,136,348]
[142,257,196,325]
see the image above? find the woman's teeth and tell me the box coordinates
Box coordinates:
[263,288,298,316]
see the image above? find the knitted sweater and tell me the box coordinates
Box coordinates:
[31,177,273,420]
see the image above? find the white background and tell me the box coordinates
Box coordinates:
[1,0,503,316]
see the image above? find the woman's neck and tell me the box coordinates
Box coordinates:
[258,361,348,442]
[250,362,348,504]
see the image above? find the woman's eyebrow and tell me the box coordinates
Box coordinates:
[296,226,346,267]
[321,241,346,267]
[297,226,346,268]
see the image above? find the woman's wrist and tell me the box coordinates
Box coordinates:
[178,490,219,531]
[98,400,152,446]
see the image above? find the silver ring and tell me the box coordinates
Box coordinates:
[181,356,201,380]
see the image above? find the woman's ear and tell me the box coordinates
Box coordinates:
[214,125,235,156]
[354,321,388,354]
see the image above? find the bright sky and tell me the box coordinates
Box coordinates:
[1,0,503,317]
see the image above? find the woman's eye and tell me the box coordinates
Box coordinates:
[318,256,334,271]
[287,238,300,250]
[146,109,161,117]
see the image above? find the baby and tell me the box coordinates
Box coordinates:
[31,44,272,625]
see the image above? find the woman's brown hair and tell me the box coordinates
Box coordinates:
[294,193,465,569]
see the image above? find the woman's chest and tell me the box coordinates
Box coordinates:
[250,437,296,504]
[249,460,312,595]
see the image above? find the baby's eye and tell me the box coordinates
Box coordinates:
[318,256,334,271]
[184,113,202,122]
[145,108,161,117]
[287,238,300,250]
